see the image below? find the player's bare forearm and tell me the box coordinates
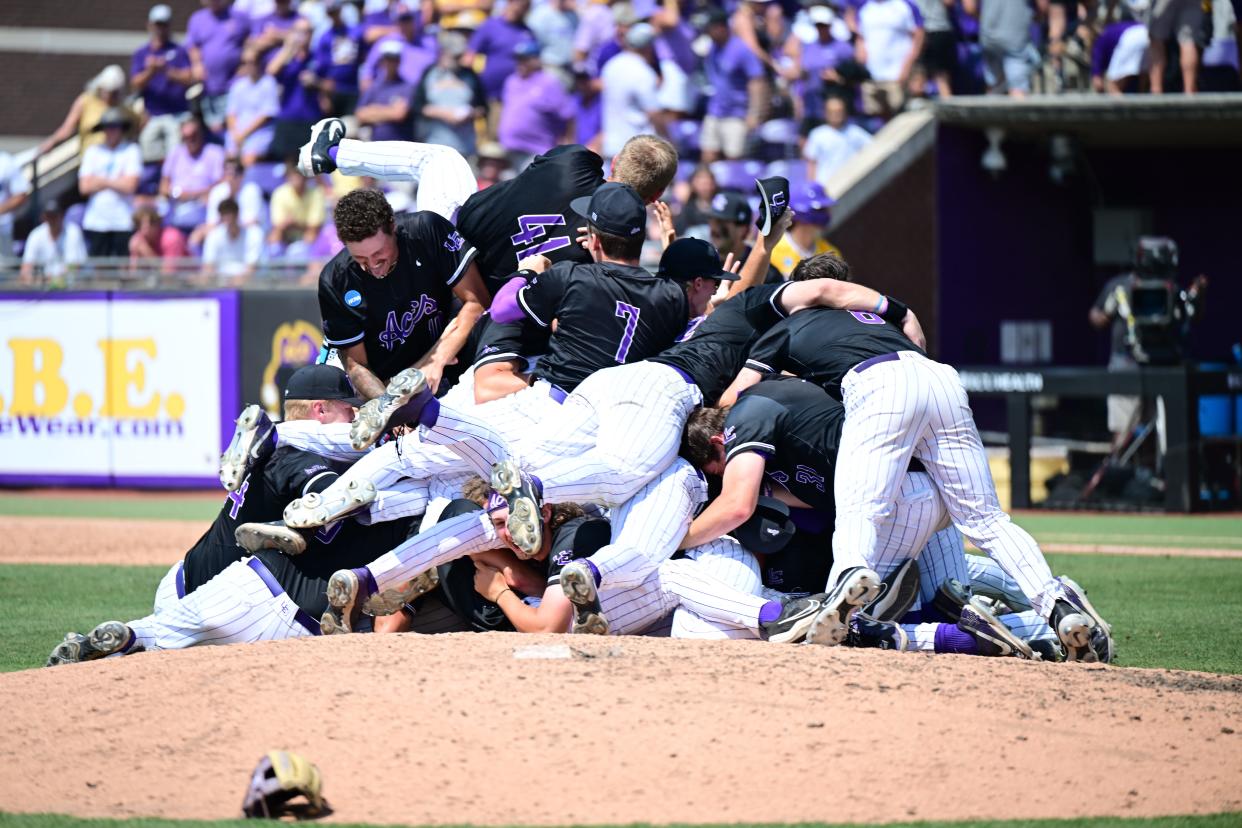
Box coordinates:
[680,454,764,549]
[727,210,793,299]
[779,278,885,315]
[474,361,531,405]
[717,367,763,407]
[342,345,388,399]
[417,300,484,391]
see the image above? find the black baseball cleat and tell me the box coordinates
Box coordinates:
[490,459,543,558]
[220,404,276,492]
[46,621,136,666]
[844,613,909,650]
[350,367,433,451]
[865,558,920,622]
[321,568,373,635]
[297,117,345,176]
[235,521,308,556]
[806,566,881,646]
[933,577,971,623]
[559,561,608,634]
[1050,597,1100,663]
[759,593,826,643]
[958,599,1037,659]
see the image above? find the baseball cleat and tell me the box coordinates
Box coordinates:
[283,479,377,529]
[759,593,826,643]
[933,577,971,623]
[806,566,881,646]
[321,568,371,635]
[1058,576,1114,664]
[220,404,275,492]
[865,558,920,622]
[958,600,1036,659]
[490,460,542,558]
[235,521,307,556]
[361,568,439,616]
[559,561,608,635]
[1050,598,1100,663]
[297,117,345,176]
[350,368,431,451]
[46,621,135,666]
[845,613,909,651]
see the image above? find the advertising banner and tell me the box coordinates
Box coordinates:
[238,289,323,419]
[0,292,239,486]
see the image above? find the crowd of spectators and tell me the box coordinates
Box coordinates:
[4,0,1238,284]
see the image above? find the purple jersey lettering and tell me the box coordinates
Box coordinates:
[614,301,641,362]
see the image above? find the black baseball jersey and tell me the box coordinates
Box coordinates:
[252,516,414,619]
[544,516,612,588]
[181,447,346,594]
[471,314,549,373]
[519,260,689,392]
[723,377,844,514]
[455,144,604,294]
[651,281,792,404]
[319,211,474,382]
[746,307,924,400]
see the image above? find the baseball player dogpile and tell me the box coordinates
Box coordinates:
[48,119,1113,668]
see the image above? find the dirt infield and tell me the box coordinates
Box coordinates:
[0,517,205,566]
[2,634,1241,825]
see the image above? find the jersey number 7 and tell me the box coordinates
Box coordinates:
[510,214,573,260]
[614,301,641,362]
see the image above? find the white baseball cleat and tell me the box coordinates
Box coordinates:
[350,367,432,451]
[283,479,377,529]
[321,568,367,635]
[220,404,275,492]
[806,566,882,646]
[361,568,439,616]
[235,521,307,556]
[297,117,345,176]
[559,561,609,634]
[46,621,135,666]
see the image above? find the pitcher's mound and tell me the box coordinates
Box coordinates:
[4,633,1241,825]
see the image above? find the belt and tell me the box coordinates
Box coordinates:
[533,378,567,404]
[853,352,902,374]
[174,561,186,599]
[246,558,322,635]
[668,364,697,385]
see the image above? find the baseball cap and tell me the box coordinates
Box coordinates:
[570,182,647,237]
[657,238,739,282]
[754,175,789,235]
[93,106,132,130]
[148,4,173,23]
[625,22,656,49]
[706,190,752,224]
[704,7,730,26]
[284,364,364,405]
[513,40,541,58]
[731,496,796,555]
[789,182,834,226]
[378,39,404,58]
[808,5,836,25]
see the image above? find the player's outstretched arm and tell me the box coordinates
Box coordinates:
[679,452,766,550]
[416,262,491,392]
[341,342,389,400]
[717,366,765,408]
[778,278,883,316]
[724,209,795,301]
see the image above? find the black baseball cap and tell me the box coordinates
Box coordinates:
[570,182,647,238]
[657,238,739,282]
[731,496,796,555]
[284,364,364,405]
[705,190,752,225]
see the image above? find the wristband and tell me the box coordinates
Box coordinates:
[880,295,908,326]
[874,295,888,315]
[495,588,513,604]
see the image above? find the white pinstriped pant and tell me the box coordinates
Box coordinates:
[831,351,1064,618]
[129,558,315,651]
[334,138,478,222]
[424,361,703,508]
[152,561,184,615]
[366,509,498,593]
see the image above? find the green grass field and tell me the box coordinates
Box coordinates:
[3,494,1240,828]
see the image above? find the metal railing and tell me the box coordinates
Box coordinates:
[0,257,320,290]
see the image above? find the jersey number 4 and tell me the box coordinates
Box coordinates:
[510,214,572,259]
[614,301,641,362]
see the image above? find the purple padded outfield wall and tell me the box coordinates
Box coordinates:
[0,291,240,489]
[934,124,1242,369]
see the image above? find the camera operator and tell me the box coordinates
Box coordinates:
[1089,236,1206,446]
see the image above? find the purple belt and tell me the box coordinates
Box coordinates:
[175,561,186,598]
[246,557,322,635]
[853,352,902,374]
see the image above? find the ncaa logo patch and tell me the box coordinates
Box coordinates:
[344,290,362,307]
